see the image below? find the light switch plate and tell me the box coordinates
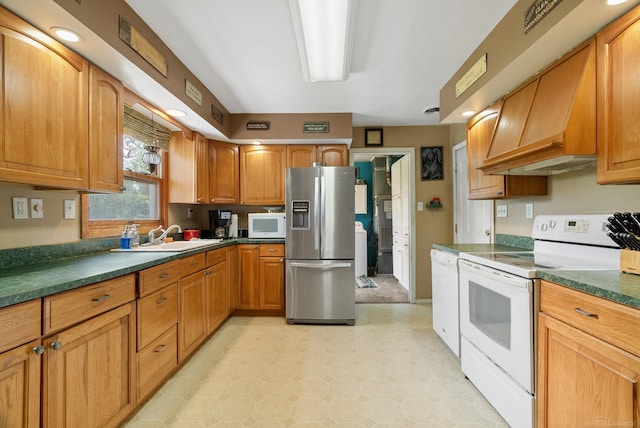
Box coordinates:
[525,203,534,219]
[496,205,508,218]
[12,197,28,219]
[30,198,43,218]
[417,201,424,211]
[64,199,76,220]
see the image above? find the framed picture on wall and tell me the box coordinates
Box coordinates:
[421,146,443,180]
[365,128,383,146]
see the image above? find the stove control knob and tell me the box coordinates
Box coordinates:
[548,220,557,229]
[540,224,548,232]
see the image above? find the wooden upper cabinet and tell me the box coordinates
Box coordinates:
[318,144,348,166]
[0,9,89,189]
[287,144,348,168]
[239,145,286,205]
[89,65,124,193]
[209,140,239,203]
[467,103,547,200]
[169,132,209,203]
[287,145,317,168]
[481,39,596,175]
[597,5,640,184]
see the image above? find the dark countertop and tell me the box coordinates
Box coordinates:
[433,242,640,311]
[0,238,284,309]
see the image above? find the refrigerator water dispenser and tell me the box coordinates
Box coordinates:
[291,201,310,229]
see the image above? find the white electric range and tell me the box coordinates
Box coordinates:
[457,214,620,428]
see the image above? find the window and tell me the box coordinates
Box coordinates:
[81,98,173,239]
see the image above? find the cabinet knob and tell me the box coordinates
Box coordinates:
[210,198,215,203]
[120,186,127,192]
[240,200,245,205]
[485,230,490,237]
[197,197,204,203]
[32,345,45,355]
[496,191,503,196]
[50,341,62,351]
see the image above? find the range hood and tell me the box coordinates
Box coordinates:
[479,39,596,176]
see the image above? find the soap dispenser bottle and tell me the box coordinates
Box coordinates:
[120,225,131,249]
[130,224,140,247]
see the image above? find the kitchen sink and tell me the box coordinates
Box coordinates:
[111,239,223,252]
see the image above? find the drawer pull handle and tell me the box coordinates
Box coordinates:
[154,344,167,353]
[574,307,598,318]
[32,345,45,355]
[159,273,170,279]
[269,249,275,252]
[191,262,199,267]
[156,297,168,305]
[50,341,62,351]
[92,294,111,302]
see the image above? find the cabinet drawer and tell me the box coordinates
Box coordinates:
[541,280,640,356]
[137,325,178,402]
[0,299,41,353]
[181,253,206,277]
[139,260,181,297]
[259,244,284,257]
[137,283,178,350]
[43,274,135,334]
[206,247,226,267]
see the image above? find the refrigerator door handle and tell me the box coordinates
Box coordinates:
[289,262,352,269]
[314,176,320,250]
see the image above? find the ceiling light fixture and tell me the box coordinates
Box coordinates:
[462,110,476,117]
[165,109,186,117]
[289,0,359,82]
[51,27,81,42]
[606,0,628,5]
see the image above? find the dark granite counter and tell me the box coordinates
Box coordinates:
[0,238,284,309]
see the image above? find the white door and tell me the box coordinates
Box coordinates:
[453,141,493,243]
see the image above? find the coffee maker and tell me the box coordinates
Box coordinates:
[209,210,232,238]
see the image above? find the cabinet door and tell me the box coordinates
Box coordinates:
[597,7,640,184]
[89,65,124,193]
[226,246,237,314]
[0,340,41,428]
[0,13,89,189]
[466,106,506,199]
[169,132,209,203]
[287,144,317,168]
[42,302,136,428]
[236,245,260,310]
[239,145,286,205]
[538,313,640,428]
[206,261,227,333]
[318,144,348,166]
[259,256,284,310]
[209,140,239,203]
[178,271,207,362]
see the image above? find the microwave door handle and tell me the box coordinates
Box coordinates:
[314,176,320,251]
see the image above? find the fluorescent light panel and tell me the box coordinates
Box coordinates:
[290,0,358,82]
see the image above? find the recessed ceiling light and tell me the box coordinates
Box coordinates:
[462,110,476,117]
[51,27,81,42]
[165,109,186,117]
[606,0,628,5]
[252,141,262,145]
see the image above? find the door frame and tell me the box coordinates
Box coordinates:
[349,147,416,303]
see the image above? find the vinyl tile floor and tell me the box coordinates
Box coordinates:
[124,304,508,427]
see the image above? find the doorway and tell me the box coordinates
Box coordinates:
[452,142,493,243]
[350,147,415,303]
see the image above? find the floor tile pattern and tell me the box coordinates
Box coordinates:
[124,304,508,427]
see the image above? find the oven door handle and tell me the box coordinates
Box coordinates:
[459,259,532,290]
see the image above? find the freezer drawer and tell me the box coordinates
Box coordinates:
[286,259,355,325]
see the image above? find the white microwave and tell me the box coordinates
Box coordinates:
[248,213,286,238]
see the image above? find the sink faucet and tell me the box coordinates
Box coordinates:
[149,224,183,245]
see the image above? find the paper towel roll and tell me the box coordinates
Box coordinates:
[229,214,238,238]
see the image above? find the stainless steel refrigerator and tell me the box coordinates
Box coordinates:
[285,165,356,325]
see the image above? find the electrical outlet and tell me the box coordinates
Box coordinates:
[30,198,44,218]
[12,197,28,219]
[525,203,534,219]
[187,208,194,219]
[496,205,508,218]
[64,199,76,220]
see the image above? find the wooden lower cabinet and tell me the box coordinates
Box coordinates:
[538,281,640,427]
[206,260,227,334]
[0,339,41,428]
[178,270,207,362]
[42,302,136,428]
[137,325,177,402]
[237,244,285,312]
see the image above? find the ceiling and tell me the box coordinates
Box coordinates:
[122,0,518,128]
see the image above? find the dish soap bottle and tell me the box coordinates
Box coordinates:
[120,225,131,249]
[130,224,140,248]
